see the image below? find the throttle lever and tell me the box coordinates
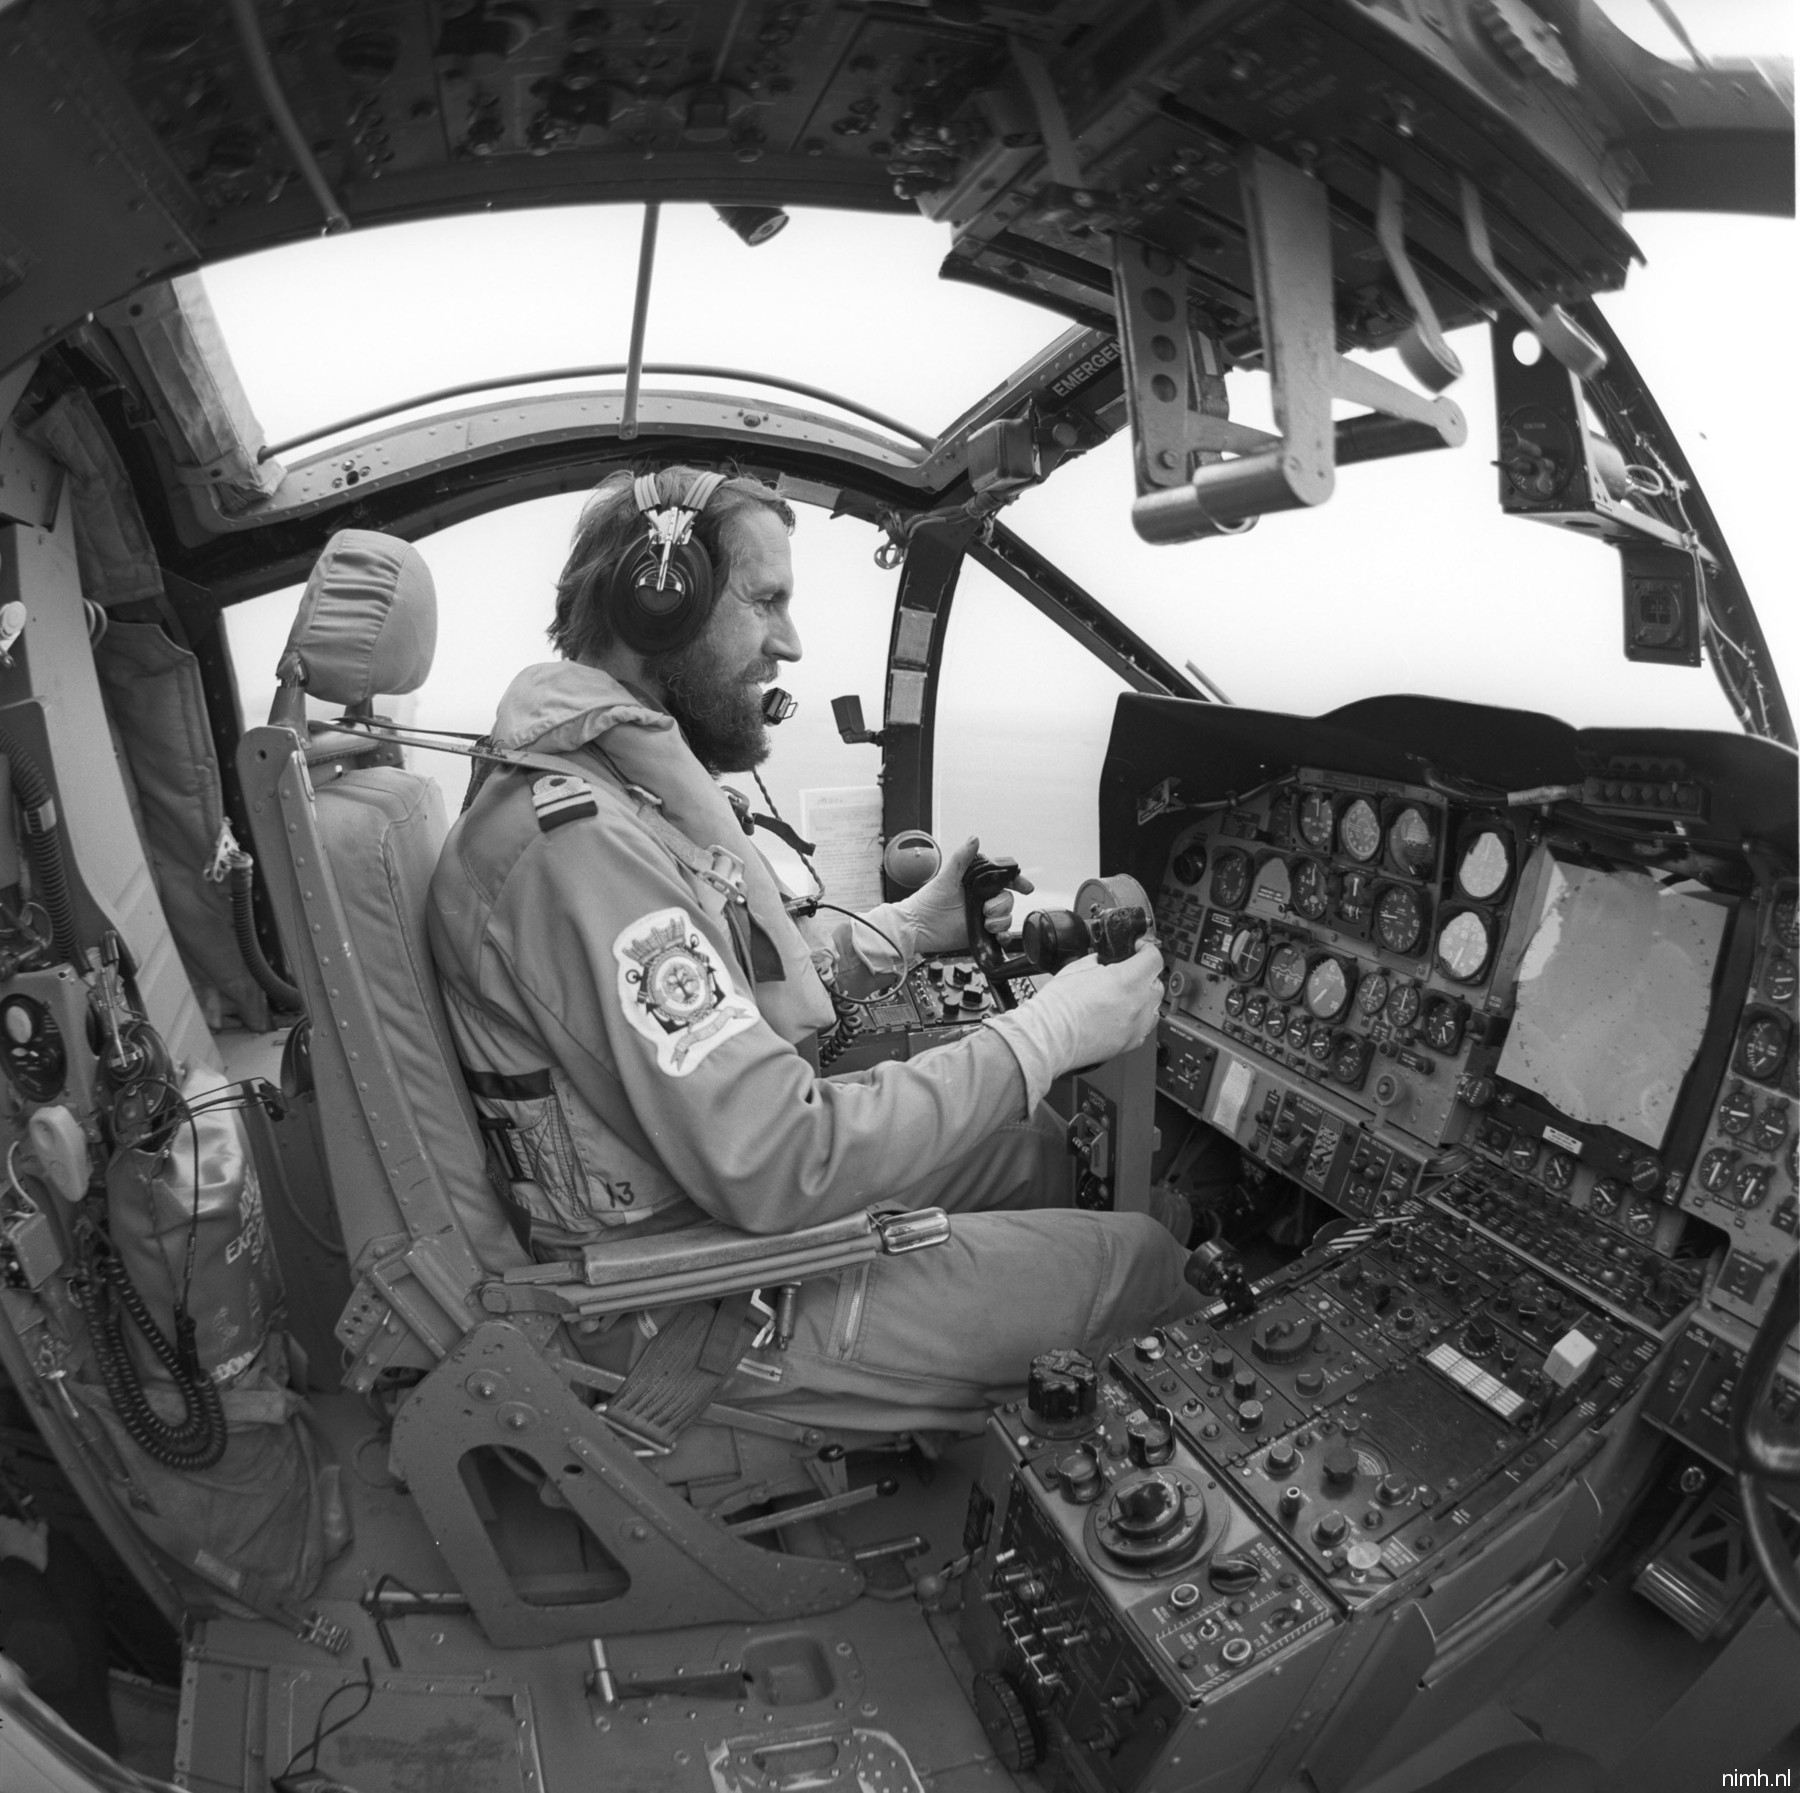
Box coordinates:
[961,854,1033,1011]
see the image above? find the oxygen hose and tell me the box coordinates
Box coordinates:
[227,859,303,1012]
[74,1244,228,1470]
[0,732,80,966]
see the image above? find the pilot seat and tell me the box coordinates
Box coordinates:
[235,528,945,1646]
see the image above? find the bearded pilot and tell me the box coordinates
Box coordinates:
[427,466,1203,1435]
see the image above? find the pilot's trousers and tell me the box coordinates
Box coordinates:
[720,1106,1205,1436]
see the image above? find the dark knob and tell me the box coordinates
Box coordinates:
[1058,1451,1102,1505]
[1296,1368,1325,1397]
[1371,1282,1394,1313]
[1266,1439,1298,1476]
[1463,1317,1498,1354]
[1439,1269,1463,1295]
[1322,1445,1359,1489]
[1127,1417,1174,1468]
[1279,1486,1305,1519]
[972,1672,1039,1773]
[1237,1400,1265,1432]
[1232,1368,1259,1401]
[1253,1316,1316,1364]
[1028,1349,1098,1424]
[1629,1153,1663,1194]
[1392,1304,1419,1333]
[1376,1474,1412,1506]
[1208,1349,1236,1383]
[1313,1511,1349,1547]
[1336,1261,1364,1290]
[1134,1334,1165,1364]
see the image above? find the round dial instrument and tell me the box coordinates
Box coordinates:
[1374,885,1427,956]
[1172,844,1206,886]
[1542,1150,1576,1193]
[1211,848,1252,910]
[1338,798,1382,863]
[1308,1024,1334,1062]
[1436,910,1493,983]
[1291,859,1332,922]
[1224,987,1247,1017]
[1227,922,1269,983]
[1305,957,1353,1021]
[1244,993,1269,1028]
[1332,1034,1370,1085]
[1386,982,1421,1029]
[1297,792,1335,853]
[1738,1013,1789,1083]
[1766,957,1797,1005]
[1357,971,1391,1017]
[1387,806,1435,875]
[1421,996,1465,1053]
[1266,1003,1288,1037]
[1456,831,1512,902]
[1286,1012,1311,1050]
[0,995,66,1102]
[1266,943,1308,1003]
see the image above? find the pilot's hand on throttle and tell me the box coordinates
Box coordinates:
[904,836,1034,953]
[1042,935,1164,1063]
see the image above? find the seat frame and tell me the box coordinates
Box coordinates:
[236,718,903,1641]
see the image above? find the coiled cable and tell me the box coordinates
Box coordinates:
[227,859,303,1012]
[73,1239,227,1470]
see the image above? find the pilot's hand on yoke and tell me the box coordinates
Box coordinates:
[904,836,1033,953]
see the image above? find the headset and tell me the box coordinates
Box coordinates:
[604,469,729,654]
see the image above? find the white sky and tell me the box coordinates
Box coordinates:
[208,198,1796,900]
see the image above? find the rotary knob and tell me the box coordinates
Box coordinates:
[1208,1349,1236,1383]
[1231,1367,1259,1402]
[1237,1400,1265,1432]
[1322,1444,1359,1490]
[1028,1350,1097,1425]
[1336,1260,1364,1290]
[1252,1315,1318,1365]
[1314,1510,1350,1548]
[1391,1304,1420,1334]
[1463,1316,1498,1355]
[1266,1438,1298,1476]
[1296,1368,1325,1397]
[1134,1333,1166,1364]
[1376,1473,1413,1506]
[1127,1417,1175,1468]
[1473,0,1578,87]
[972,1672,1040,1772]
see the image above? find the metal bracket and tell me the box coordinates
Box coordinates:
[1123,149,1466,543]
[1376,167,1463,394]
[1460,176,1606,379]
[390,1320,862,1646]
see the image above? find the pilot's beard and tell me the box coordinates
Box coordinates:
[650,637,771,775]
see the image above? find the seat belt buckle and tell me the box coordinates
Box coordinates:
[873,1208,951,1254]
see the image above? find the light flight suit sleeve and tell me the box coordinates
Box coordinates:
[478,805,1032,1235]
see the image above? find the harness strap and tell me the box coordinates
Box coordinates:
[604,1291,757,1451]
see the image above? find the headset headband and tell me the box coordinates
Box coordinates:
[632,469,728,592]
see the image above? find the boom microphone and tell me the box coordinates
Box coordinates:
[761,688,797,724]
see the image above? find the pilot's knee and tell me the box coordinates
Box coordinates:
[1086,1211,1201,1340]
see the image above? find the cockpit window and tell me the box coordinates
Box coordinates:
[200,203,1056,458]
[1593,0,1792,63]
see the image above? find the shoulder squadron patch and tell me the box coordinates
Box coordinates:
[532,773,598,831]
[614,907,759,1075]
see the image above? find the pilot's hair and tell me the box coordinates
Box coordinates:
[548,465,795,662]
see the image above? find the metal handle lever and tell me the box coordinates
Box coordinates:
[874,1208,951,1254]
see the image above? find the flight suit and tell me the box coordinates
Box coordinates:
[427,662,1200,1434]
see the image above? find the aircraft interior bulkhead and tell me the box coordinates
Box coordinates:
[0,2,1794,1790]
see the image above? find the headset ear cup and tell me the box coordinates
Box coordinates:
[608,535,717,654]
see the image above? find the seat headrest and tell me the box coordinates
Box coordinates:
[281,530,436,707]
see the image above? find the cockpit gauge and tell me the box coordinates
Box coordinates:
[1267,1004,1289,1038]
[1172,845,1207,887]
[1266,942,1308,1004]
[1287,1012,1311,1050]
[0,994,66,1102]
[1386,806,1435,875]
[1211,848,1252,910]
[1224,987,1247,1018]
[1227,922,1269,983]
[1338,798,1381,864]
[1268,792,1295,844]
[1737,1011,1791,1085]
[1455,830,1513,903]
[1765,956,1796,1006]
[1357,970,1391,1017]
[1308,1023,1334,1062]
[1291,859,1332,922]
[1435,910,1493,983]
[1542,1149,1577,1192]
[1373,885,1428,956]
[1506,1134,1539,1175]
[1304,957,1353,1021]
[1420,995,1466,1054]
[1244,993,1269,1028]
[1753,1103,1789,1153]
[1774,890,1798,950]
[1297,792,1335,853]
[1386,981,1422,1029]
[1332,1034,1372,1087]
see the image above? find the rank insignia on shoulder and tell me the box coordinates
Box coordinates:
[614,907,758,1076]
[532,773,598,831]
